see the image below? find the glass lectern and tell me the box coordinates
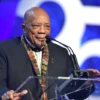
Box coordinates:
[12,75,100,100]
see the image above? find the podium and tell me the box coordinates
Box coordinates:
[12,74,100,100]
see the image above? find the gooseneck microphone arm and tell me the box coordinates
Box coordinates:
[46,36,80,71]
[45,36,91,100]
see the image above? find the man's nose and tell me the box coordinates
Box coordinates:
[39,26,45,33]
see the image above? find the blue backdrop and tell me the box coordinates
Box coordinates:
[0,0,100,99]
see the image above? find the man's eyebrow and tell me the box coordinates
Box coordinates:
[31,22,50,24]
[45,23,50,25]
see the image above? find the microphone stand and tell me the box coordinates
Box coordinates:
[46,36,89,83]
[46,36,81,75]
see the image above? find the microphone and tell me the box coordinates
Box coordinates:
[45,36,91,99]
[46,36,89,77]
[46,36,79,70]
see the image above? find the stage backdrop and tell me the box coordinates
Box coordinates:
[1,0,100,99]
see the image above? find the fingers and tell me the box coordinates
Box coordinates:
[20,90,28,96]
[2,90,14,100]
[14,90,28,96]
[2,90,28,100]
[8,90,14,99]
[87,69,100,78]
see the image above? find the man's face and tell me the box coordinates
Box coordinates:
[23,12,51,48]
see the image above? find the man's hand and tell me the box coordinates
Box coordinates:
[87,69,100,78]
[2,90,28,100]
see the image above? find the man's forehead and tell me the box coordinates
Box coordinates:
[24,8,50,24]
[26,10,47,19]
[26,10,35,17]
[27,11,49,19]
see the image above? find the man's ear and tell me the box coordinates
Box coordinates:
[22,23,26,33]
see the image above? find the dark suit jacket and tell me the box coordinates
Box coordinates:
[0,37,94,100]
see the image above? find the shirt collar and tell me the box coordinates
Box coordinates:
[24,34,43,52]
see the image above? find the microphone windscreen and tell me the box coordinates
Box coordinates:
[46,36,52,43]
